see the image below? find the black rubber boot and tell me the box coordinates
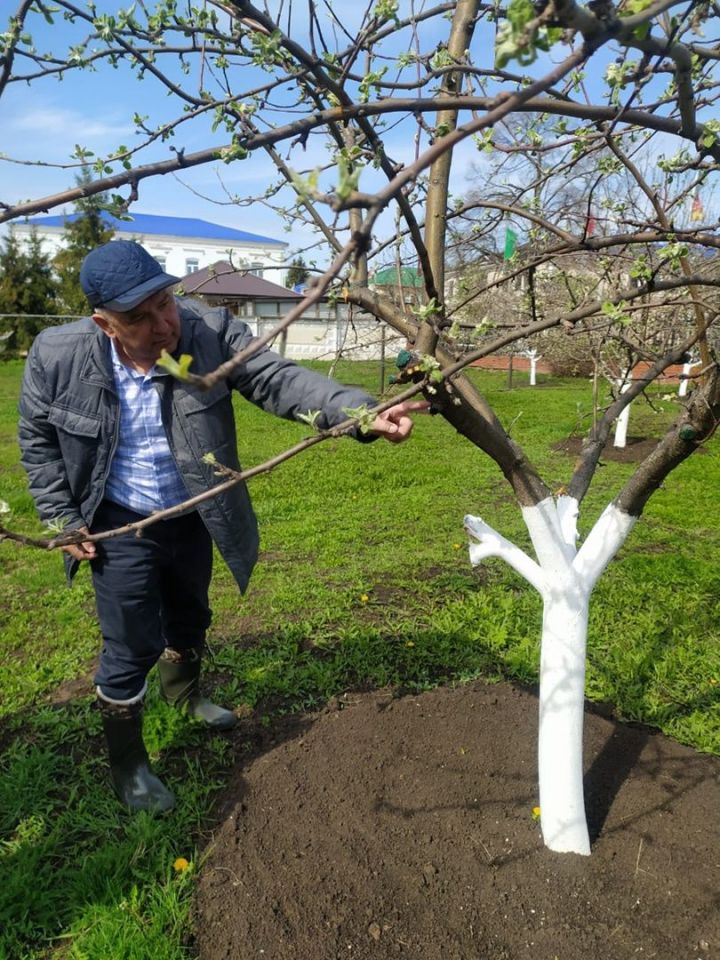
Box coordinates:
[158,647,238,730]
[98,696,175,813]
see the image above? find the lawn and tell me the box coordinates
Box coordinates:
[1,357,718,958]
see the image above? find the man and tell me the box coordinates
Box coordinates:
[18,240,426,813]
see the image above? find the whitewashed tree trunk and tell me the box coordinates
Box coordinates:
[678,359,700,397]
[465,496,636,855]
[523,349,540,386]
[613,379,632,448]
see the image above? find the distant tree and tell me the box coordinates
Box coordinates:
[54,167,115,314]
[0,229,58,350]
[0,233,27,317]
[23,231,58,316]
[286,256,310,290]
[17,230,58,348]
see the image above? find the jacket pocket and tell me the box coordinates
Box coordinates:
[176,383,231,415]
[173,384,237,467]
[48,404,102,438]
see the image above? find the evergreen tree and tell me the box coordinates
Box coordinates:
[286,256,310,289]
[0,233,26,316]
[55,166,115,314]
[23,230,58,315]
[19,230,59,347]
[0,230,58,350]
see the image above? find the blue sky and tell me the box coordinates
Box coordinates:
[2,0,464,252]
[2,2,710,256]
[3,8,276,227]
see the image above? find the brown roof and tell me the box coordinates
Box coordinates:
[177,261,302,300]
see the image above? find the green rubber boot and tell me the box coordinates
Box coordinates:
[158,647,238,730]
[98,696,175,813]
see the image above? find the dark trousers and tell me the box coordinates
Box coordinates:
[91,500,213,701]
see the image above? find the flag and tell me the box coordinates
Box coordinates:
[503,226,518,260]
[690,191,704,222]
[585,214,596,237]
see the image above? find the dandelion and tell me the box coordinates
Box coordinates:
[531,806,541,821]
[405,640,415,648]
[360,594,369,603]
[173,857,191,873]
[452,542,462,550]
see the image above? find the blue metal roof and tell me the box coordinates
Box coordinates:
[24,212,285,246]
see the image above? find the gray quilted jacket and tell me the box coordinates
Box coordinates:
[18,299,375,592]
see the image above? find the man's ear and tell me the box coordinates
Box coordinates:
[92,312,115,338]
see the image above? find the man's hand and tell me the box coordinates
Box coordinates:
[60,526,97,562]
[369,400,430,443]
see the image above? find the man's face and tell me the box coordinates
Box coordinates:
[93,286,181,369]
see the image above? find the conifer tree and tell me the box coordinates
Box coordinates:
[0,230,58,350]
[23,231,57,316]
[55,167,115,314]
[286,256,310,289]
[0,233,26,317]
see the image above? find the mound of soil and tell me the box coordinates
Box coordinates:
[195,682,719,960]
[552,436,661,463]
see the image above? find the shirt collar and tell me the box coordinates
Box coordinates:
[109,339,166,381]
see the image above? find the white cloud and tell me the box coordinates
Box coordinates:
[6,105,132,155]
[10,106,126,139]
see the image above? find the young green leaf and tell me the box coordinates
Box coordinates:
[297,409,322,429]
[157,350,194,380]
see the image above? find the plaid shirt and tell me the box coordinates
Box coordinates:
[105,341,189,514]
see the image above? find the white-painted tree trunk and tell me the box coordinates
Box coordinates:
[537,584,590,852]
[613,380,632,448]
[465,497,637,855]
[679,359,700,398]
[523,349,540,386]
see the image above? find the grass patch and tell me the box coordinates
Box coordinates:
[1,357,718,957]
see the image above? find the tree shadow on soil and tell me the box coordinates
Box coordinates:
[583,704,649,842]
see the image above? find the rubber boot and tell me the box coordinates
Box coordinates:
[158,647,238,730]
[98,696,175,813]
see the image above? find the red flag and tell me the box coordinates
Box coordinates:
[690,192,704,222]
[585,214,596,237]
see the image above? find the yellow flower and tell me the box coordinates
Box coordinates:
[173,857,191,873]
[360,594,369,603]
[452,543,462,550]
[405,640,415,648]
[531,806,541,821]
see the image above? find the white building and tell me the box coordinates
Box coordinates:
[12,211,289,285]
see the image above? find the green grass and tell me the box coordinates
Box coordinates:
[1,358,719,958]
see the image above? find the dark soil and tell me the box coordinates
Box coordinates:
[552,436,661,463]
[195,681,720,960]
[553,435,709,463]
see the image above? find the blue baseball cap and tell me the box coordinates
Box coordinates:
[80,240,180,311]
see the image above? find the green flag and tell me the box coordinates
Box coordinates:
[504,226,518,260]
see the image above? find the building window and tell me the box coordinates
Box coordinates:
[185,258,199,274]
[248,262,264,278]
[155,255,167,271]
